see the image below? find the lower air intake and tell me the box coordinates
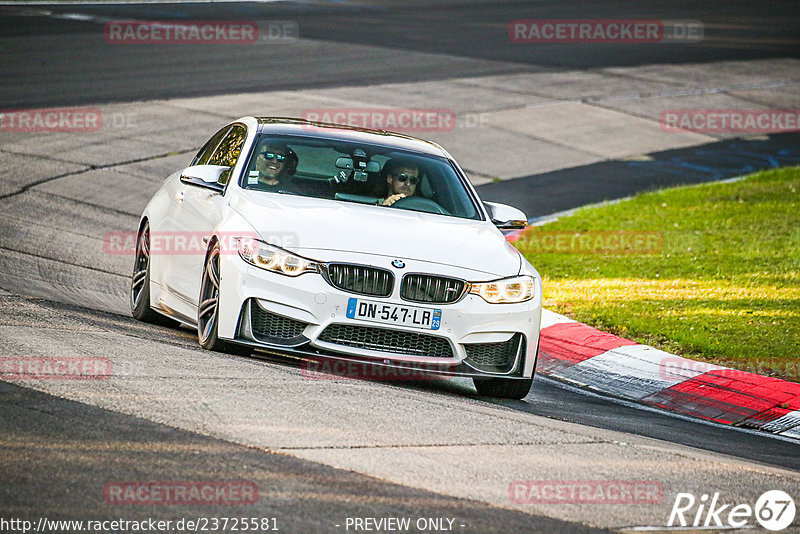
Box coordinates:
[463,334,524,373]
[318,323,453,358]
[250,303,309,341]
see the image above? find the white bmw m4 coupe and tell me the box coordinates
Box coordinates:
[131,117,542,398]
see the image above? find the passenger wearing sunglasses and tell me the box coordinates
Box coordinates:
[253,144,296,191]
[381,159,420,206]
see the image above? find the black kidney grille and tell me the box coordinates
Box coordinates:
[318,323,453,358]
[401,274,465,304]
[464,334,523,373]
[251,304,309,340]
[325,264,393,297]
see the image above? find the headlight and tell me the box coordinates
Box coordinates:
[236,238,318,276]
[469,275,535,304]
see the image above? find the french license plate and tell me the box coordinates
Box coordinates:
[346,297,441,330]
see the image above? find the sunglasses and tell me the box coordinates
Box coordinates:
[260,152,286,162]
[394,173,419,185]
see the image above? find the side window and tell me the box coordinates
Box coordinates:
[192,126,230,166]
[208,125,247,184]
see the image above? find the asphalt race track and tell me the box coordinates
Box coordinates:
[2,0,800,108]
[1,1,799,532]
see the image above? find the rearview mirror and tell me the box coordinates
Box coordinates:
[180,165,229,193]
[485,202,527,230]
[335,157,354,170]
[336,157,380,173]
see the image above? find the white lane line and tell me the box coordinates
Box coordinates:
[556,344,727,400]
[536,375,800,445]
[779,425,800,439]
[2,6,302,45]
[528,176,749,225]
[763,409,800,434]
[0,0,289,4]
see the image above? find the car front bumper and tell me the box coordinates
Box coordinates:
[216,254,542,379]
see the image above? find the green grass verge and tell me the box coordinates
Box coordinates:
[513,166,800,382]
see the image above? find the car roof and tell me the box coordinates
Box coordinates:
[253,117,451,158]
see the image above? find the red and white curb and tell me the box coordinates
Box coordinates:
[537,309,800,439]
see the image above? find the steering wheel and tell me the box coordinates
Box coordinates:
[391,195,449,215]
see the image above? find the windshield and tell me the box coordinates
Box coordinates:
[239,134,481,220]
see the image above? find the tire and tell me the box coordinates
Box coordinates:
[197,241,251,356]
[130,222,177,327]
[473,376,533,399]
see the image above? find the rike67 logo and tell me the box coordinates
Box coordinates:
[668,490,796,531]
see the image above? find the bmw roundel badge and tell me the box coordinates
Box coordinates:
[391,259,405,269]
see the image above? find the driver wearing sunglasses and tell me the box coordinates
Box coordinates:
[381,159,420,206]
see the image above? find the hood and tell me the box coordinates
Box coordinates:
[230,190,521,277]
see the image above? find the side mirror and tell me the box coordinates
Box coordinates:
[485,202,527,230]
[180,165,229,192]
